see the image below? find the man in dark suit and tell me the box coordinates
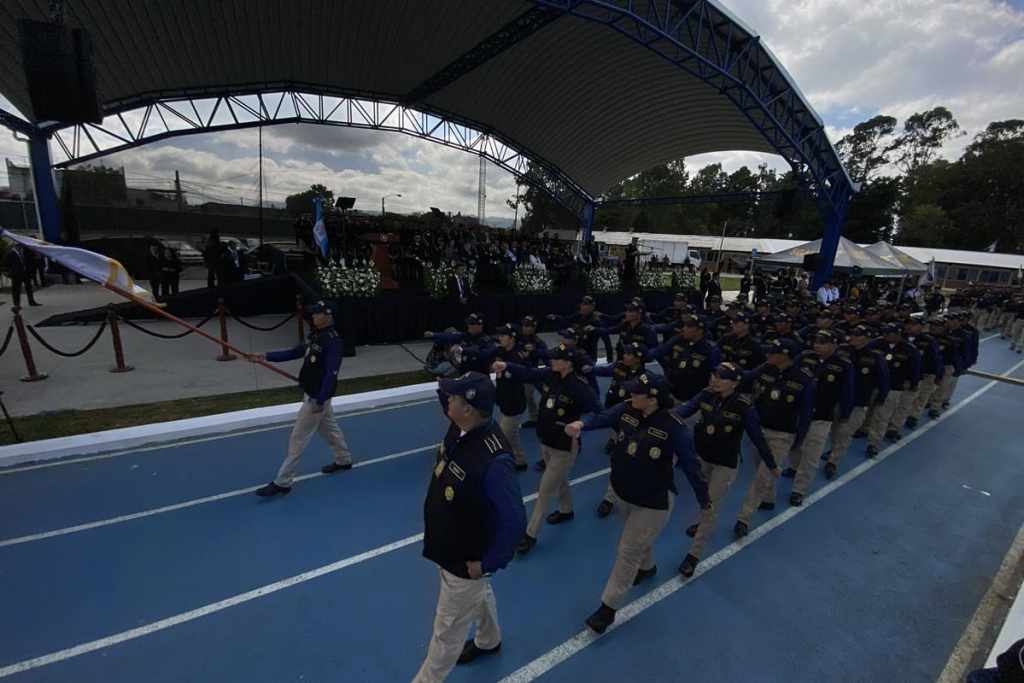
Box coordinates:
[447,264,473,305]
[5,245,41,307]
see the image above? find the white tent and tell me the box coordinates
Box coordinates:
[757,236,900,276]
[865,241,928,274]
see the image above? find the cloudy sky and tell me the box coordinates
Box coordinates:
[1,0,1022,220]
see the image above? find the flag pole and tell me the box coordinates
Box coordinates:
[103,282,299,382]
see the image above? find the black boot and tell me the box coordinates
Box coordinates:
[865,445,879,459]
[255,482,291,497]
[757,501,776,511]
[546,511,575,525]
[884,430,901,442]
[321,462,353,474]
[824,462,837,480]
[905,416,918,429]
[678,554,699,578]
[781,467,796,479]
[585,603,616,634]
[633,566,657,585]
[685,523,699,538]
[789,491,804,507]
[733,521,749,538]
[596,500,614,518]
[516,534,536,555]
[458,640,501,665]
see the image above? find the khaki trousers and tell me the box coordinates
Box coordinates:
[929,365,956,410]
[911,374,938,415]
[827,406,868,466]
[525,386,539,421]
[600,494,674,609]
[274,396,352,487]
[736,429,794,524]
[497,411,527,466]
[411,568,501,683]
[1014,320,1024,349]
[792,420,831,495]
[889,388,918,432]
[688,458,736,560]
[526,443,578,538]
[866,391,902,447]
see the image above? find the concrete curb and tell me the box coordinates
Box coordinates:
[0,381,438,469]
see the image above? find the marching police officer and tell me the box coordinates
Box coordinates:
[485,324,536,471]
[828,325,889,465]
[674,362,778,578]
[565,371,710,634]
[788,330,853,501]
[547,295,614,363]
[492,344,598,555]
[613,301,659,361]
[734,339,815,535]
[904,316,944,428]
[518,315,548,426]
[927,317,966,417]
[863,323,921,452]
[718,311,766,372]
[250,301,354,496]
[651,314,720,404]
[413,373,527,682]
[425,313,496,374]
[591,341,649,518]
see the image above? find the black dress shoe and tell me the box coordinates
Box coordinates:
[942,401,950,409]
[585,603,616,634]
[596,500,614,518]
[853,429,867,439]
[884,430,901,442]
[824,462,837,480]
[685,523,699,538]
[513,462,528,472]
[733,521,748,538]
[633,566,657,585]
[905,416,918,429]
[321,462,353,474]
[678,554,699,578]
[534,460,547,472]
[546,511,574,525]
[781,467,796,479]
[865,445,879,459]
[757,501,776,511]
[458,640,501,665]
[255,482,291,497]
[789,492,804,507]
[928,409,941,418]
[516,535,536,555]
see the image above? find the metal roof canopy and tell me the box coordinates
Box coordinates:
[0,0,853,227]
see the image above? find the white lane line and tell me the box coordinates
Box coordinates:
[497,357,1024,683]
[0,398,436,476]
[0,444,439,549]
[0,465,611,678]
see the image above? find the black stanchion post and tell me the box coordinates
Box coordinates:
[107,306,134,373]
[12,306,47,382]
[216,298,237,361]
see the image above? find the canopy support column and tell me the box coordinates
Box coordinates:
[27,133,61,242]
[812,201,848,291]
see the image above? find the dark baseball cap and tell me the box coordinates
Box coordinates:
[438,371,496,414]
[732,311,751,323]
[580,295,596,305]
[622,342,648,359]
[813,330,839,344]
[622,371,668,397]
[548,343,575,361]
[849,324,871,337]
[880,323,900,335]
[681,314,704,328]
[466,313,484,325]
[307,300,335,316]
[521,315,538,326]
[558,327,579,342]
[764,339,797,357]
[712,362,742,381]
[496,323,518,339]
[624,301,642,312]
[673,292,687,301]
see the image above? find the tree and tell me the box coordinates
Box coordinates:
[511,164,579,236]
[835,115,898,184]
[891,106,963,175]
[898,204,952,247]
[285,184,334,216]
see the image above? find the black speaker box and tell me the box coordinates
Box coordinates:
[802,253,820,272]
[18,19,102,124]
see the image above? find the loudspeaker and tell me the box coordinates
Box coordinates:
[802,253,820,272]
[18,19,102,124]
[335,197,356,210]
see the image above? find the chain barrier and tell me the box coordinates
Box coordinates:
[0,324,14,358]
[25,321,108,358]
[228,310,296,332]
[118,314,214,339]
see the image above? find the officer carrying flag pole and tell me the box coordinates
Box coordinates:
[247,301,355,496]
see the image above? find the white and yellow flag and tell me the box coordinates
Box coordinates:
[1,228,155,302]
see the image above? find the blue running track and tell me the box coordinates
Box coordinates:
[1,339,1023,682]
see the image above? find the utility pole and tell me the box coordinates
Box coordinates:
[258,123,264,248]
[174,170,183,212]
[477,156,486,225]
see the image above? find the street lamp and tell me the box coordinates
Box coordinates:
[381,193,402,216]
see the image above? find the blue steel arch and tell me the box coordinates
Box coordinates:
[45,88,592,222]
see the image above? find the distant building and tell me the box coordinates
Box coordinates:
[4,158,33,198]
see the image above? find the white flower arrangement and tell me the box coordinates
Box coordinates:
[423,260,477,300]
[316,259,382,299]
[640,268,675,291]
[674,268,698,291]
[587,266,621,294]
[512,265,554,294]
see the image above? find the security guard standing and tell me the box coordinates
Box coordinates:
[591,341,649,518]
[827,324,889,466]
[734,339,814,534]
[250,301,354,496]
[565,371,710,634]
[718,311,766,371]
[788,330,853,503]
[651,314,720,404]
[413,372,527,682]
[492,344,598,555]
[674,362,778,578]
[863,323,921,452]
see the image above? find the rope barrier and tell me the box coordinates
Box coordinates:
[0,324,13,358]
[118,314,215,339]
[25,321,108,358]
[228,310,296,332]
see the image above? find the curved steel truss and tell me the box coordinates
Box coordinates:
[47,89,591,220]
